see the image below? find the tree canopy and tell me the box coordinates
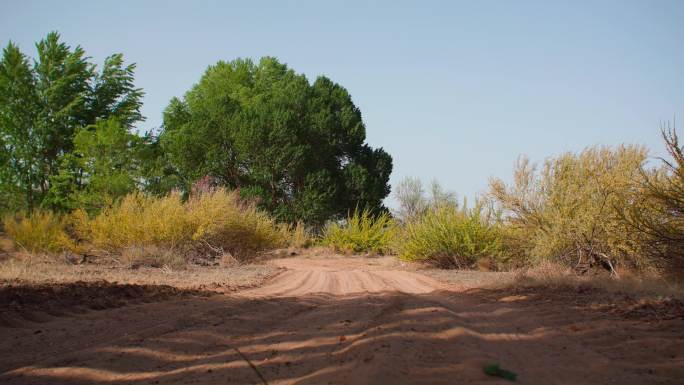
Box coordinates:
[160,57,392,224]
[0,32,144,213]
[1,34,392,226]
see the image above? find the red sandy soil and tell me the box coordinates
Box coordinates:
[1,256,683,385]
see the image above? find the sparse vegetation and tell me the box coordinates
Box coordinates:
[506,260,683,299]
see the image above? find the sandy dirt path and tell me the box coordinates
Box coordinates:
[1,256,682,384]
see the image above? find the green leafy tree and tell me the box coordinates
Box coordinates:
[0,42,40,213]
[0,32,143,212]
[160,57,392,224]
[42,153,81,212]
[134,132,182,197]
[44,118,146,213]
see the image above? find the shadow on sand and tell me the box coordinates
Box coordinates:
[1,287,683,385]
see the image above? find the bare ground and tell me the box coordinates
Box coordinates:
[1,255,683,385]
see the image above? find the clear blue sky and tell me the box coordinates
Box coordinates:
[2,0,683,206]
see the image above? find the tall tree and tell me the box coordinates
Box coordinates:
[44,118,143,213]
[0,42,40,212]
[0,32,144,212]
[160,57,392,224]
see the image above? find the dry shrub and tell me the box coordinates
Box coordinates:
[0,256,37,281]
[396,203,504,268]
[489,145,653,272]
[622,125,684,276]
[510,260,579,287]
[3,211,74,254]
[74,193,193,252]
[187,189,286,257]
[120,246,186,269]
[285,221,313,248]
[509,261,683,300]
[321,209,395,254]
[75,188,287,261]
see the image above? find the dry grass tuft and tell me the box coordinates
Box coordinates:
[3,211,75,254]
[0,256,280,291]
[120,246,187,269]
[506,261,684,300]
[73,188,287,262]
[286,221,313,248]
[321,209,395,254]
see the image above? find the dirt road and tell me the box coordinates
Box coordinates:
[1,256,682,384]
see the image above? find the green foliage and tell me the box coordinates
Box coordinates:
[321,209,395,254]
[42,153,81,212]
[483,363,517,382]
[396,202,504,268]
[75,118,141,210]
[489,145,652,271]
[44,118,144,212]
[0,32,143,213]
[159,57,392,225]
[3,211,74,253]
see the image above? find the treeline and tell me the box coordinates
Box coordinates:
[0,32,146,214]
[3,33,683,279]
[0,32,392,225]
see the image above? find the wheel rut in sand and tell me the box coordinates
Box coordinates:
[1,256,682,385]
[241,263,441,297]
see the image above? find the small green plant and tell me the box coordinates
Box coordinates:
[321,209,395,254]
[396,202,504,268]
[3,210,74,253]
[483,363,517,381]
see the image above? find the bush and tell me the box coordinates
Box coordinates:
[3,210,74,253]
[396,203,504,268]
[75,188,287,261]
[187,188,287,257]
[73,192,191,252]
[321,209,395,254]
[489,145,652,272]
[622,125,684,273]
